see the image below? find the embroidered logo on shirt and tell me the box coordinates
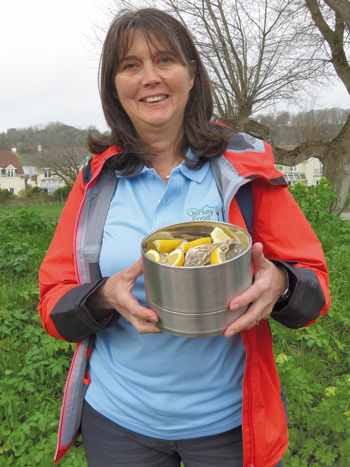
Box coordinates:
[186,205,223,221]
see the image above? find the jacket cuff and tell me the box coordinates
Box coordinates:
[269,260,325,329]
[50,278,120,342]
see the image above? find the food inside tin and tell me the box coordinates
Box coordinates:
[145,227,246,267]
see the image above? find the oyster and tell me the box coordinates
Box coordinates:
[183,239,246,267]
[160,253,170,264]
[219,239,246,260]
[173,233,209,241]
[184,243,218,267]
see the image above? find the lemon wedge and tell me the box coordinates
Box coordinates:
[154,239,182,253]
[182,237,212,253]
[210,247,226,265]
[210,227,231,243]
[167,249,185,266]
[146,231,173,251]
[145,250,161,262]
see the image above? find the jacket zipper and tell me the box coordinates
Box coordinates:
[73,153,117,284]
[245,330,256,467]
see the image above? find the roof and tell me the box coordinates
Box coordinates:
[0,150,24,174]
[283,173,307,181]
[23,166,38,175]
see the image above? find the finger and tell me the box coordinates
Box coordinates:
[251,242,264,265]
[118,292,159,323]
[225,303,270,337]
[130,317,163,334]
[251,242,271,276]
[121,258,144,284]
[229,279,265,313]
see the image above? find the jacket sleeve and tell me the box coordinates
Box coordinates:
[250,178,330,328]
[38,170,119,342]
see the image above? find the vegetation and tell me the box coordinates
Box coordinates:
[257,108,350,147]
[0,122,99,155]
[0,190,14,202]
[0,180,350,466]
[273,179,350,466]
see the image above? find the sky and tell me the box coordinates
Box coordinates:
[1,0,350,135]
[1,0,110,134]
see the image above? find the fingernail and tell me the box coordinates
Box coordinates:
[230,304,239,311]
[148,316,158,323]
[226,330,235,337]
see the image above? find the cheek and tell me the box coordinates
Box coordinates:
[114,76,132,102]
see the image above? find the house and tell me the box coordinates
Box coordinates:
[276,157,323,187]
[36,144,88,194]
[37,168,65,194]
[23,166,38,187]
[0,148,26,194]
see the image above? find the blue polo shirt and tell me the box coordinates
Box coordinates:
[85,152,246,439]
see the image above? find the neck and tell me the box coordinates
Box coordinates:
[151,150,183,182]
[139,127,185,179]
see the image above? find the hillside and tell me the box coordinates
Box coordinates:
[18,153,39,167]
[0,122,101,155]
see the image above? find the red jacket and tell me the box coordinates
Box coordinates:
[39,133,330,466]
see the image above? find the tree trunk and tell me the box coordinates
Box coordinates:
[322,114,350,206]
[323,150,350,206]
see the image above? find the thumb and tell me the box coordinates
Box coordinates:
[251,242,266,271]
[124,258,144,281]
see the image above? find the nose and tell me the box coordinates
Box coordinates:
[140,62,161,87]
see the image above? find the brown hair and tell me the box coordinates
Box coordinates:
[87,8,235,175]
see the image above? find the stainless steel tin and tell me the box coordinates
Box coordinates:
[141,221,252,338]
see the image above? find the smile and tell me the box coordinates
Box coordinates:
[141,95,168,103]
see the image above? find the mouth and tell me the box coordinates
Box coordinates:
[140,95,168,103]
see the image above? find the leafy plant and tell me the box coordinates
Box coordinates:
[272,178,350,466]
[1,180,349,466]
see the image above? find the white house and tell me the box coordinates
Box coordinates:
[37,168,65,194]
[0,149,26,194]
[276,157,323,187]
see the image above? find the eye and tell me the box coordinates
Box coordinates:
[159,56,173,64]
[123,63,136,70]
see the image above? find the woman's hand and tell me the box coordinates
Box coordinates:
[88,259,162,334]
[225,243,288,338]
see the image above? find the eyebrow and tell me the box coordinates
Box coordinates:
[120,55,137,62]
[121,49,174,61]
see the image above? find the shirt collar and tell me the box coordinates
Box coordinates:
[115,148,210,183]
[178,149,209,183]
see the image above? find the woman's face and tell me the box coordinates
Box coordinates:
[114,30,194,139]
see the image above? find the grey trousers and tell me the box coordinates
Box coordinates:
[81,401,284,467]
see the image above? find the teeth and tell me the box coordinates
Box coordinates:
[143,95,167,103]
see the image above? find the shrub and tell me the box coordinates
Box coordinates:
[0,179,349,466]
[29,186,42,194]
[272,178,350,466]
[0,189,13,201]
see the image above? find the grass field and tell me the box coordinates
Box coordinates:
[1,180,350,466]
[0,204,64,222]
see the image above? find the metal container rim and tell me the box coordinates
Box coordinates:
[140,220,252,269]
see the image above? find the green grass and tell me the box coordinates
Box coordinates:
[18,153,39,167]
[1,181,350,466]
[0,204,64,222]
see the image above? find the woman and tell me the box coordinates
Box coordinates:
[38,8,330,467]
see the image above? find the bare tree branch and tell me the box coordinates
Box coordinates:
[38,144,90,184]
